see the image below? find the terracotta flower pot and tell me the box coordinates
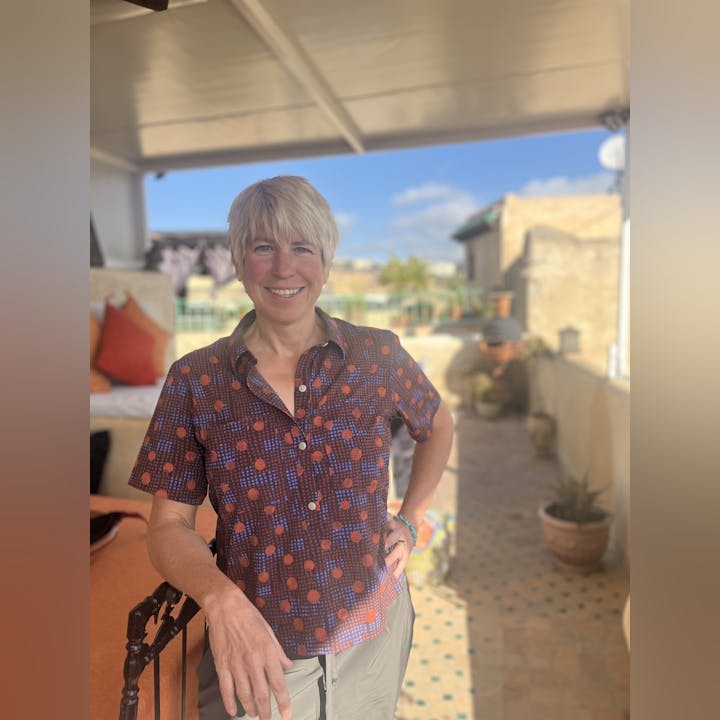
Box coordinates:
[538,505,610,573]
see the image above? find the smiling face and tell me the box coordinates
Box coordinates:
[239,231,328,329]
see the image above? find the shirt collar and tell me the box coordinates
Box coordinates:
[227,307,346,363]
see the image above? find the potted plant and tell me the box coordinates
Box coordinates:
[539,473,611,573]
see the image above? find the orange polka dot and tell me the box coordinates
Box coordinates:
[163,462,174,473]
[254,458,266,471]
[342,429,353,440]
[175,426,187,439]
[283,432,293,444]
[265,544,276,555]
[331,568,343,579]
[253,420,264,431]
[220,482,230,493]
[307,589,320,603]
[346,364,356,372]
[324,420,333,430]
[350,531,362,543]
[187,480,197,491]
[225,460,236,470]
[352,407,361,419]
[287,577,298,590]
[320,539,331,550]
[250,535,259,546]
[337,608,349,621]
[324,444,333,456]
[372,533,380,544]
[258,571,269,583]
[377,386,387,397]
[359,510,368,521]
[311,450,323,462]
[167,375,174,385]
[312,377,322,388]
[296,408,306,418]
[350,448,362,461]
[236,579,246,591]
[377,457,385,469]
[283,554,294,566]
[148,451,156,461]
[236,440,247,451]
[180,364,191,374]
[239,556,250,568]
[342,478,353,489]
[340,500,350,510]
[264,505,275,515]
[154,489,168,499]
[304,560,315,571]
[280,600,291,613]
[140,472,151,485]
[370,363,378,373]
[224,502,234,513]
[381,345,390,355]
[314,627,327,642]
[366,479,378,493]
[362,554,374,567]
[234,521,245,533]
[231,380,241,390]
[365,610,377,623]
[209,450,218,462]
[247,488,259,500]
[296,464,304,477]
[293,618,304,631]
[375,437,383,448]
[255,597,265,608]
[393,393,400,402]
[200,374,210,386]
[312,415,323,427]
[332,521,342,530]
[274,525,285,536]
[352,580,364,593]
[341,385,351,395]
[214,400,224,412]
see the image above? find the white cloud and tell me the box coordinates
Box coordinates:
[384,184,481,262]
[391,182,459,207]
[517,171,616,197]
[333,211,358,236]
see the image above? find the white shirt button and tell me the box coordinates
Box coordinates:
[307,501,317,511]
[298,441,307,450]
[298,384,307,392]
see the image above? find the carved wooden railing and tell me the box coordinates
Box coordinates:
[119,540,215,720]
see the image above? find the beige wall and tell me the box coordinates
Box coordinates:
[500,193,622,273]
[521,226,619,368]
[528,355,629,566]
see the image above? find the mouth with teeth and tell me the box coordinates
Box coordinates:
[267,287,303,297]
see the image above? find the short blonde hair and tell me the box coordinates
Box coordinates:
[227,176,339,271]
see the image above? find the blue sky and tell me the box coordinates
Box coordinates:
[145,128,619,263]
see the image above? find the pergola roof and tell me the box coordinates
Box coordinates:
[91,0,629,173]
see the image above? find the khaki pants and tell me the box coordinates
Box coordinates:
[198,577,414,720]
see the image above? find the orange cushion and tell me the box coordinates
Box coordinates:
[90,312,102,365]
[90,367,112,393]
[122,295,171,378]
[94,303,157,386]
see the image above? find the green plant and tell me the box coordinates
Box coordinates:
[545,474,608,524]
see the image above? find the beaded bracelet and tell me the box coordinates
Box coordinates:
[395,513,418,546]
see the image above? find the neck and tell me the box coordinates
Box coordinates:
[245,310,325,358]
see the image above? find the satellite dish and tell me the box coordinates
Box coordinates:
[598,134,626,171]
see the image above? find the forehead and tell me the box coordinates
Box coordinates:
[246,229,318,247]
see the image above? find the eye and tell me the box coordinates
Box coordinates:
[293,244,314,255]
[252,243,274,253]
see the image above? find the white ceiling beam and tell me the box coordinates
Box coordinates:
[91,146,141,173]
[228,0,365,154]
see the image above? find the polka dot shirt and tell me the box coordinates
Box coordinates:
[129,309,441,657]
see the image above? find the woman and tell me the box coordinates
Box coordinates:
[129,176,454,720]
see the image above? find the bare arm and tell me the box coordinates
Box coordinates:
[385,400,455,576]
[147,497,293,720]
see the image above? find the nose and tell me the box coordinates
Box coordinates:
[271,247,295,277]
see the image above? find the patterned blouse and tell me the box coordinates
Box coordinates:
[129,309,441,657]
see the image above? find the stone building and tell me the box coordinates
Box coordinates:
[452,194,622,370]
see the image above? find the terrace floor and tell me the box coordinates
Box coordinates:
[394,410,630,720]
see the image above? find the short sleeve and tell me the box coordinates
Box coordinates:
[388,334,441,442]
[128,361,207,504]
